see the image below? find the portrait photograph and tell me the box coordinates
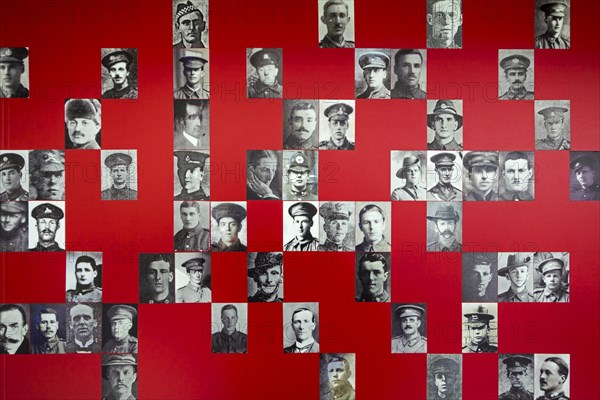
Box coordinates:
[0,47,30,98]
[391,150,427,201]
[355,48,391,99]
[175,253,212,303]
[172,0,209,48]
[355,202,391,252]
[498,151,535,201]
[283,201,320,252]
[427,354,462,400]
[534,354,570,399]
[101,303,138,354]
[318,100,356,150]
[0,201,28,252]
[532,252,570,303]
[462,252,498,303]
[139,253,176,304]
[534,0,570,49]
[426,151,463,202]
[174,150,210,200]
[498,252,535,303]
[248,252,283,303]
[29,303,67,355]
[390,49,427,99]
[27,201,66,252]
[101,150,138,201]
[173,48,210,99]
[246,150,283,200]
[535,100,571,150]
[174,99,210,150]
[282,150,318,201]
[210,201,247,252]
[283,99,319,150]
[65,302,102,353]
[498,354,535,399]
[0,150,30,201]
[427,100,463,151]
[101,48,138,100]
[64,99,102,149]
[569,151,600,201]
[426,202,462,252]
[28,150,65,201]
[391,303,427,354]
[461,303,498,353]
[355,252,391,303]
[0,303,30,354]
[102,354,138,400]
[211,303,248,354]
[317,0,355,48]
[283,302,319,353]
[246,48,283,99]
[320,353,356,400]
[462,151,500,202]
[318,201,355,251]
[66,251,103,303]
[426,0,463,49]
[498,49,535,100]
[174,200,211,252]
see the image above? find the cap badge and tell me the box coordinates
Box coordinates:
[440,103,447,109]
[263,53,269,60]
[2,157,7,162]
[5,49,12,56]
[512,58,519,64]
[295,155,304,164]
[185,155,191,162]
[550,112,555,117]
[44,207,52,214]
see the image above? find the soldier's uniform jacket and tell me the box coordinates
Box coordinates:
[212,238,247,252]
[462,339,497,353]
[499,387,534,400]
[248,79,283,99]
[65,338,102,353]
[0,83,29,98]
[0,186,29,201]
[102,335,139,354]
[173,39,206,49]
[536,137,570,150]
[498,287,534,302]
[392,185,427,201]
[284,341,319,353]
[174,225,210,251]
[355,237,391,252]
[535,392,569,400]
[284,183,318,201]
[465,190,498,201]
[427,138,463,151]
[0,226,28,252]
[174,85,209,100]
[427,38,461,49]
[356,290,390,303]
[499,190,534,201]
[75,140,101,150]
[318,238,353,252]
[533,286,569,302]
[427,183,462,201]
[29,242,63,252]
[427,240,462,252]
[391,82,427,99]
[320,382,356,400]
[248,292,283,302]
[146,293,175,304]
[32,337,67,354]
[319,137,355,150]
[499,87,535,100]
[284,134,319,150]
[357,85,391,99]
[212,330,248,353]
[66,285,103,302]
[176,283,212,303]
[535,33,570,49]
[391,334,427,353]
[103,394,136,400]
[571,184,600,201]
[174,188,209,201]
[101,186,138,200]
[102,85,138,99]
[319,35,355,48]
[284,235,319,251]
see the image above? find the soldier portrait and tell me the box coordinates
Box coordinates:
[174,99,210,150]
[461,303,498,353]
[174,201,210,252]
[211,202,247,251]
[498,50,535,100]
[427,151,462,201]
[0,201,28,252]
[101,48,138,99]
[318,0,355,48]
[462,253,498,302]
[426,202,462,252]
[569,151,600,201]
[0,47,29,98]
[30,304,67,354]
[139,253,175,304]
[174,150,210,200]
[283,201,320,251]
[320,353,356,400]
[391,151,427,201]
[391,49,427,99]
[427,354,462,400]
[355,202,391,252]
[355,49,391,99]
[174,49,209,99]
[355,252,391,303]
[318,201,355,251]
[284,100,319,150]
[462,151,499,201]
[0,304,30,354]
[101,150,138,200]
[211,303,248,354]
[28,201,65,252]
[499,151,535,201]
[498,253,534,303]
[427,100,463,150]
[533,253,570,303]
[172,0,208,48]
[535,101,570,150]
[29,150,65,200]
[283,150,318,201]
[391,304,427,353]
[65,303,101,353]
[0,151,29,201]
[426,0,462,49]
[248,252,283,302]
[319,100,355,150]
[175,253,212,303]
[534,354,570,400]
[64,99,102,149]
[534,1,570,49]
[283,303,319,353]
[66,252,103,303]
[246,150,282,200]
[247,48,283,99]
[102,354,138,400]
[102,304,138,354]
[499,354,535,400]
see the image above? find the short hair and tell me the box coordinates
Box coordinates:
[359,204,386,222]
[327,356,351,373]
[504,151,532,169]
[180,201,201,213]
[358,252,389,272]
[291,307,315,323]
[75,255,97,271]
[289,102,316,121]
[36,307,59,324]
[323,0,349,16]
[248,150,278,168]
[394,49,423,66]
[427,0,462,13]
[144,254,173,270]
[0,304,27,326]
[221,304,238,317]
[174,100,204,122]
[544,357,569,379]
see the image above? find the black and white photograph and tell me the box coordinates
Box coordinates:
[0,47,30,98]
[318,0,355,48]
[498,253,534,303]
[426,202,462,252]
[248,252,283,302]
[498,354,535,400]
[535,100,571,150]
[102,354,138,400]
[211,201,247,251]
[391,49,427,99]
[461,303,498,353]
[139,253,175,304]
[498,50,534,100]
[65,302,102,353]
[102,304,138,354]
[101,48,138,99]
[283,150,318,201]
[355,48,391,99]
[427,151,463,201]
[283,302,319,353]
[30,304,67,354]
[28,150,65,201]
[426,0,462,48]
[318,100,355,150]
[569,151,600,201]
[283,201,319,252]
[355,252,391,302]
[0,150,30,201]
[246,150,282,200]
[172,0,208,48]
[174,150,210,200]
[318,201,355,251]
[462,151,499,201]
[391,304,427,353]
[355,202,391,252]
[174,48,209,99]
[390,150,427,201]
[534,0,570,49]
[0,201,28,252]
[533,252,570,303]
[175,253,212,303]
[499,151,535,201]
[101,150,138,200]
[320,353,356,400]
[66,252,103,303]
[462,252,498,303]
[284,100,319,150]
[247,48,283,99]
[427,100,463,151]
[534,354,570,399]
[211,303,248,354]
[64,99,102,149]
[28,201,65,252]
[174,200,210,252]
[0,303,30,354]
[427,354,462,400]
[174,99,210,150]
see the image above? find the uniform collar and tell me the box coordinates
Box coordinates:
[322,34,348,48]
[253,79,282,95]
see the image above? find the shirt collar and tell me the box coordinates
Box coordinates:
[183,130,199,147]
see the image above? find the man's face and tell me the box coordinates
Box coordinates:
[470,165,497,193]
[182,166,203,192]
[252,157,277,187]
[322,4,350,37]
[218,217,241,243]
[544,119,564,139]
[328,119,349,142]
[111,318,132,341]
[575,166,596,189]
[291,310,315,341]
[545,15,564,36]
[434,219,456,239]
[146,261,173,296]
[183,104,203,138]
[542,267,562,291]
[395,54,422,87]
[436,165,454,185]
[539,361,565,393]
[36,217,59,243]
[428,0,462,41]
[504,158,531,192]
[505,68,527,91]
[0,62,23,89]
[288,170,309,190]
[107,365,137,398]
[293,216,312,239]
[358,261,388,296]
[400,316,421,336]
[257,64,278,86]
[508,266,529,289]
[1,168,22,192]
[221,309,238,333]
[256,265,282,295]
[433,114,458,140]
[1,212,25,233]
[75,262,97,286]
[70,306,97,342]
[434,371,455,395]
[109,61,129,86]
[110,165,128,187]
[508,368,527,389]
[67,118,100,147]
[187,268,204,286]
[324,218,349,244]
[363,67,386,89]
[38,312,59,341]
[180,206,200,230]
[359,210,385,244]
[471,264,492,296]
[0,309,28,354]
[290,109,317,140]
[177,11,204,44]
[183,66,204,86]
[468,323,489,344]
[328,361,350,388]
[404,165,421,185]
[38,170,65,200]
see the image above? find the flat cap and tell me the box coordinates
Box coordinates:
[212,202,246,223]
[0,153,25,172]
[104,153,132,169]
[249,252,283,277]
[427,100,463,129]
[175,151,208,171]
[538,106,568,123]
[395,305,425,319]
[0,47,28,63]
[107,305,137,321]
[288,202,317,219]
[182,257,206,271]
[430,358,460,376]
[503,355,532,370]
[101,50,133,69]
[250,49,279,69]
[498,253,531,277]
[179,50,208,69]
[358,51,390,69]
[31,203,64,220]
[320,202,352,221]
[463,151,498,170]
[175,1,202,22]
[431,152,456,167]
[0,201,27,214]
[30,150,65,173]
[540,2,567,17]
[65,99,101,121]
[287,152,313,173]
[464,305,494,323]
[537,257,565,275]
[396,155,421,178]
[500,54,531,71]
[426,204,459,222]
[570,154,598,171]
[324,103,354,121]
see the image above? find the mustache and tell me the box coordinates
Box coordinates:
[513,80,523,84]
